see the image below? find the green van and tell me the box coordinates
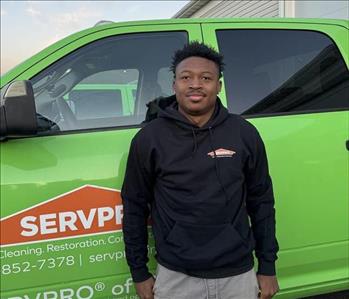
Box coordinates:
[0,18,348,299]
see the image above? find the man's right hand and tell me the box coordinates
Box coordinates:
[135,276,155,299]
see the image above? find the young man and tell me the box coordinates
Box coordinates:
[122,42,279,299]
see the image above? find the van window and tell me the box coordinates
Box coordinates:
[30,31,187,133]
[216,30,349,116]
[158,67,174,96]
[64,69,138,118]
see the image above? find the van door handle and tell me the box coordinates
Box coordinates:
[346,140,349,151]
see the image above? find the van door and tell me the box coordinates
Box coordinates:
[0,23,202,298]
[202,21,349,298]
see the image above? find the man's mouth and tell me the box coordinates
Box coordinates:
[187,93,205,101]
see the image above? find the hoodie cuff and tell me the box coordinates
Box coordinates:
[131,267,153,283]
[257,259,276,276]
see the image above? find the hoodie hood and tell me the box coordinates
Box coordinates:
[145,94,229,130]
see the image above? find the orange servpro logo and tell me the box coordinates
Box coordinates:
[207,148,236,158]
[0,185,122,246]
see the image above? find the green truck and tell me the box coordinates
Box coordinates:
[1,18,348,298]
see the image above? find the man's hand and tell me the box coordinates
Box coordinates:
[256,275,279,299]
[134,276,155,299]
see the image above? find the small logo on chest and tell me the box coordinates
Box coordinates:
[207,148,236,158]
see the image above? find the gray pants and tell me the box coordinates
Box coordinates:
[153,264,260,299]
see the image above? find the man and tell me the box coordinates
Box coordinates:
[121,42,279,299]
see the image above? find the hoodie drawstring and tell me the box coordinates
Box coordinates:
[191,127,198,154]
[208,127,230,205]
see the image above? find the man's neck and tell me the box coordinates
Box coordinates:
[178,107,214,128]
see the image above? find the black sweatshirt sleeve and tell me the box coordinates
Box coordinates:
[121,136,154,282]
[244,125,279,276]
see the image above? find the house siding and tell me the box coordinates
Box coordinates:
[189,0,279,18]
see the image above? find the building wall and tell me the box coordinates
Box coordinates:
[294,0,349,19]
[174,0,349,19]
[189,0,279,18]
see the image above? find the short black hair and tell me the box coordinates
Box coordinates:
[170,41,224,78]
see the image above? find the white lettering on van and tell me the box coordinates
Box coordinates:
[58,212,78,232]
[40,214,57,235]
[115,205,123,225]
[77,209,96,229]
[112,278,133,295]
[20,216,39,237]
[60,288,74,299]
[43,291,57,299]
[8,285,94,299]
[97,207,114,227]
[20,206,123,237]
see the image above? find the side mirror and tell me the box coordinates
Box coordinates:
[0,80,38,139]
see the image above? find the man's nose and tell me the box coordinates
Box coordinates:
[189,78,202,89]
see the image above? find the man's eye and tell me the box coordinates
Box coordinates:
[181,76,190,80]
[202,76,212,81]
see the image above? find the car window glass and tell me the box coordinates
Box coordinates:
[216,30,349,116]
[30,31,187,133]
[157,67,174,97]
[64,69,138,119]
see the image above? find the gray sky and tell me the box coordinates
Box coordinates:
[0,1,189,74]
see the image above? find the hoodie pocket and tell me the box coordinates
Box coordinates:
[165,221,250,269]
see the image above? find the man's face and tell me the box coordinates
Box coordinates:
[173,56,222,117]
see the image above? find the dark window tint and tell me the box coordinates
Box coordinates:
[30,32,187,133]
[216,30,349,116]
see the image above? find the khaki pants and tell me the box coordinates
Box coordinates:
[153,264,259,299]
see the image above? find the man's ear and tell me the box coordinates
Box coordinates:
[218,80,222,94]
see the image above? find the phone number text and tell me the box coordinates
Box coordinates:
[1,255,78,275]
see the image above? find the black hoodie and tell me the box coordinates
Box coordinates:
[121,95,278,283]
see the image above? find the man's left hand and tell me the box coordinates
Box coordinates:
[256,275,279,299]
